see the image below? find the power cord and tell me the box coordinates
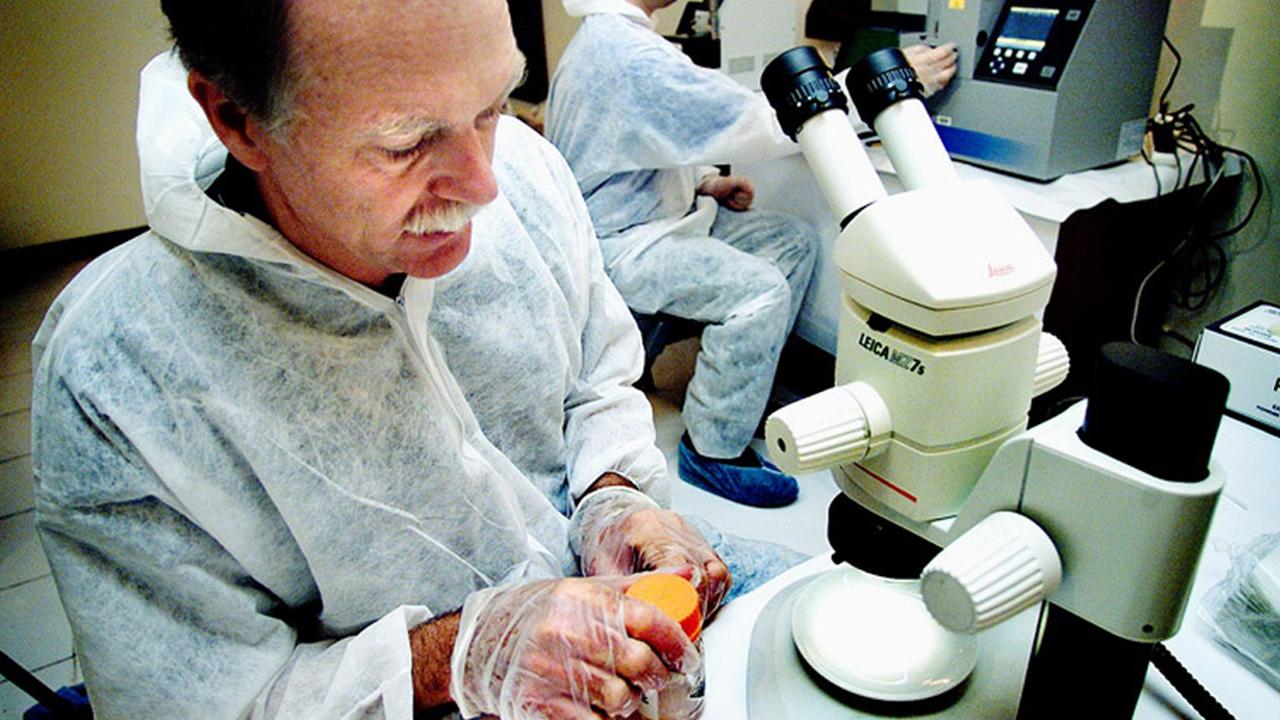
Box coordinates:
[1132,36,1264,345]
[1151,642,1238,720]
[1129,161,1228,344]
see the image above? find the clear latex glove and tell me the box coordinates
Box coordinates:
[571,487,732,621]
[451,576,702,719]
[903,42,959,97]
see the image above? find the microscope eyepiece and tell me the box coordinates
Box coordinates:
[848,47,925,124]
[761,46,849,141]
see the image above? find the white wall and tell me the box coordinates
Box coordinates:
[542,0,581,78]
[0,1,172,251]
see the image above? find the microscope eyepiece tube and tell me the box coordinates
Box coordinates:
[846,48,924,123]
[848,48,957,191]
[762,47,887,227]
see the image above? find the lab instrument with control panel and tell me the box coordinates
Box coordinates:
[756,45,1231,717]
[920,0,1171,180]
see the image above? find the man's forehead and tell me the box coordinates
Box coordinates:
[294,0,510,30]
[360,54,528,141]
[291,0,516,71]
[286,0,520,125]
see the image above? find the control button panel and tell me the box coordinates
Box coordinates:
[974,0,1093,90]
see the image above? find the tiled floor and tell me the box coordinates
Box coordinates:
[0,253,837,718]
[1,257,90,719]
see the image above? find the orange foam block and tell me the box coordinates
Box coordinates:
[626,574,702,642]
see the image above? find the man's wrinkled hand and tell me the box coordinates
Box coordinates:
[697,175,754,211]
[452,577,700,720]
[575,488,731,621]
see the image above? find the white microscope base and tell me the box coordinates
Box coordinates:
[747,572,1040,718]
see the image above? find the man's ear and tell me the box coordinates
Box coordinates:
[186,70,272,172]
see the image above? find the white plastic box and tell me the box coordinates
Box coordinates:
[1193,301,1280,434]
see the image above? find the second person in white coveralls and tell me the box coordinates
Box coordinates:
[547,0,820,508]
[546,0,957,508]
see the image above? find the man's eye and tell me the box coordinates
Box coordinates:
[383,141,425,160]
[477,107,501,127]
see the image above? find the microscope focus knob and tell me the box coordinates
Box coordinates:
[764,381,891,476]
[920,512,1062,634]
[1032,331,1070,398]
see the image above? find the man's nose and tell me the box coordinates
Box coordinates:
[429,129,499,206]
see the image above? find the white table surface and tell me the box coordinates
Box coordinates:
[700,416,1280,719]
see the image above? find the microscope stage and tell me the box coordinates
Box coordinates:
[791,565,977,701]
[746,565,1038,718]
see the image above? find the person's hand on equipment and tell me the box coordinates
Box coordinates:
[903,42,958,97]
[450,576,701,719]
[696,175,754,211]
[572,486,732,621]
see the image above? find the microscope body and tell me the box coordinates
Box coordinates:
[824,177,1221,639]
[826,179,1055,522]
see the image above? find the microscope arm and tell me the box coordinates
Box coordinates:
[925,382,1227,719]
[935,400,1226,643]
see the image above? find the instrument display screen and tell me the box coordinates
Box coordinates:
[975,0,1092,90]
[995,6,1060,52]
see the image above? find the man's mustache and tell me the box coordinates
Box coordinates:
[404,202,481,235]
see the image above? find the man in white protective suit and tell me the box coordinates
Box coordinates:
[545,0,956,509]
[29,1,804,718]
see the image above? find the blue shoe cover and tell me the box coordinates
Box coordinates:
[677,435,798,508]
[757,452,783,473]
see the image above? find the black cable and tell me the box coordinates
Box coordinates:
[1129,163,1226,342]
[1142,146,1163,196]
[0,650,88,719]
[1169,239,1227,312]
[1158,36,1181,114]
[1182,147,1203,189]
[1208,146,1262,240]
[1151,642,1237,720]
[1132,35,1266,332]
[1161,100,1262,242]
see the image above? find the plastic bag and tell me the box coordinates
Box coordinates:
[1198,532,1280,689]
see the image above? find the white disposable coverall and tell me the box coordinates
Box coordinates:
[30,52,668,719]
[546,0,820,458]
